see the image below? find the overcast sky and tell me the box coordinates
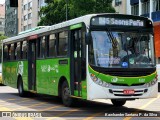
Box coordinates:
[0,0,5,4]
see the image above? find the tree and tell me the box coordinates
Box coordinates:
[69,0,95,18]
[94,0,115,13]
[0,34,7,63]
[38,0,115,25]
[0,34,7,41]
[38,0,66,25]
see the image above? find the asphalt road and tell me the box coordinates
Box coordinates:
[0,85,160,120]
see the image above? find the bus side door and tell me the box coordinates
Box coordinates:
[28,40,36,91]
[70,29,86,97]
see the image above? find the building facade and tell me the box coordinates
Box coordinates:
[5,0,18,37]
[18,0,46,33]
[0,4,5,35]
[130,0,160,61]
[112,0,131,14]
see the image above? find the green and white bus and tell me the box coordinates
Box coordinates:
[2,14,158,106]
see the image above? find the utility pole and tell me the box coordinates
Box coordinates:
[66,0,68,20]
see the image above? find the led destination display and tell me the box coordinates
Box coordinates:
[91,17,145,27]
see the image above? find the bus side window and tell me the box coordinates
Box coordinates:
[8,45,11,61]
[40,36,45,58]
[3,45,8,61]
[16,42,21,60]
[22,41,27,59]
[10,44,15,60]
[14,43,17,60]
[49,34,56,57]
[57,31,68,56]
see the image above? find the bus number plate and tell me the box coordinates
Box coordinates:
[123,90,135,94]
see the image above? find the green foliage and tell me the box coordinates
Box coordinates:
[0,34,7,41]
[39,0,115,25]
[94,0,115,13]
[39,0,66,25]
[69,0,95,18]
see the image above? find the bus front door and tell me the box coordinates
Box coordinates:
[71,29,83,97]
[28,41,36,91]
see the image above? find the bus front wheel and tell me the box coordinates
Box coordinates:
[111,99,126,106]
[18,78,26,97]
[61,81,73,106]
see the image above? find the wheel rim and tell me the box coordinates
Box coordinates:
[63,87,70,100]
[19,83,22,94]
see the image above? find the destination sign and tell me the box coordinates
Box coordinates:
[91,17,145,27]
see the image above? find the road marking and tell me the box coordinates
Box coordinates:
[14,117,33,120]
[123,94,160,120]
[40,105,63,111]
[45,109,79,120]
[0,98,16,102]
[53,109,79,118]
[12,102,47,111]
[0,98,31,107]
[0,107,12,111]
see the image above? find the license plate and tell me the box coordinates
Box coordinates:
[123,89,135,94]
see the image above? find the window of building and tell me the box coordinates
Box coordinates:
[24,25,27,31]
[153,0,160,11]
[28,24,32,29]
[24,4,27,10]
[57,31,68,56]
[131,4,139,15]
[115,0,122,6]
[24,15,27,21]
[38,0,45,8]
[142,1,150,14]
[28,2,32,9]
[28,13,32,19]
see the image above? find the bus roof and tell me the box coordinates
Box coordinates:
[3,13,149,44]
[18,26,49,35]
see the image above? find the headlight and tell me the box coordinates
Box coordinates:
[90,73,110,87]
[145,77,158,87]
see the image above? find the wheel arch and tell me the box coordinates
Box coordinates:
[58,76,69,97]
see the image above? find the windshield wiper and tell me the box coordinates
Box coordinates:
[105,27,118,49]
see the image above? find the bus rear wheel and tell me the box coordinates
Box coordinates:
[111,99,126,106]
[61,81,73,106]
[18,78,26,97]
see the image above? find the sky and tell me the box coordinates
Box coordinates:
[0,0,5,4]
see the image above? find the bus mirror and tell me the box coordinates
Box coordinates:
[85,33,91,44]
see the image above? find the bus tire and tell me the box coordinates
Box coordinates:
[18,77,26,97]
[111,99,126,106]
[61,81,73,107]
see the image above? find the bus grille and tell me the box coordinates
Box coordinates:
[111,83,145,86]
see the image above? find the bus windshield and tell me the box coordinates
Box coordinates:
[89,30,155,68]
